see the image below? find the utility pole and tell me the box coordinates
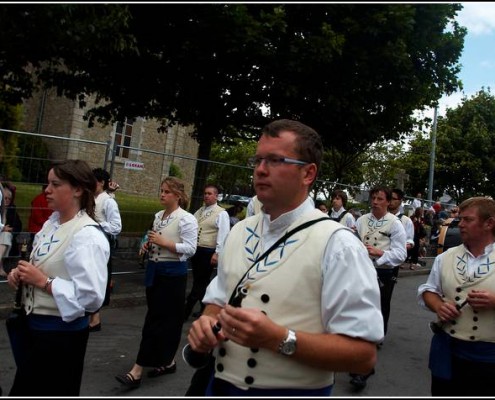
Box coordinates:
[427,107,438,207]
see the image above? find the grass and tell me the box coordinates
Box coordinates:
[9,182,163,236]
[8,182,242,236]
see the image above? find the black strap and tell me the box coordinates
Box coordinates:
[329,210,348,223]
[228,216,331,305]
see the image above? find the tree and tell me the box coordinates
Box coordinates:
[0,4,466,210]
[402,89,495,202]
[209,139,257,196]
[0,100,24,180]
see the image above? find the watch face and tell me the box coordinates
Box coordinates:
[282,341,296,355]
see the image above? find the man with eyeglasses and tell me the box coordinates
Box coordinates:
[185,119,383,396]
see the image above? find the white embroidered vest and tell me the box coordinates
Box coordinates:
[194,204,224,248]
[215,209,343,389]
[358,212,396,259]
[148,208,186,262]
[440,245,495,342]
[23,212,99,317]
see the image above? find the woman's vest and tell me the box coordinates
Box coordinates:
[148,208,187,263]
[23,212,99,317]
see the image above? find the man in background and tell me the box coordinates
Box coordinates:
[184,184,230,320]
[353,186,407,390]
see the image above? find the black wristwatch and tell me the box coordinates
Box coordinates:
[278,329,297,356]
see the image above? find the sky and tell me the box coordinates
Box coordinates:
[434,2,495,117]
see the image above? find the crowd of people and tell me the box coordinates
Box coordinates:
[1,118,493,397]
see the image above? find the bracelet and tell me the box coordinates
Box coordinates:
[43,276,55,292]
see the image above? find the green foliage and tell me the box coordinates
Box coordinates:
[12,182,162,235]
[0,101,23,180]
[403,89,495,203]
[0,4,466,211]
[168,163,183,178]
[209,139,257,195]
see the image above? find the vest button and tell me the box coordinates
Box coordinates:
[456,287,462,292]
[250,348,259,353]
[247,358,257,368]
[218,348,226,357]
[261,294,270,303]
[245,376,254,385]
[216,363,224,372]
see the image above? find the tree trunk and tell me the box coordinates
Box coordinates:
[189,134,213,213]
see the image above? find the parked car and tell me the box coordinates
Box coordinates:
[223,194,251,206]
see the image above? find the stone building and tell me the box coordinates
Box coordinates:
[21,88,199,197]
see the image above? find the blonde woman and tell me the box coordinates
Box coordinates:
[116,177,198,389]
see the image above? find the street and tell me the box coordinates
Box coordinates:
[0,271,435,397]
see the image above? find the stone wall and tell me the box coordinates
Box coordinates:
[21,89,199,198]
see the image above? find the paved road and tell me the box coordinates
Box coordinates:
[0,263,436,397]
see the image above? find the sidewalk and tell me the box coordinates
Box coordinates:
[0,255,433,319]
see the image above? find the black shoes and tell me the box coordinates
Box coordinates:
[89,323,102,332]
[115,372,141,389]
[349,369,375,390]
[147,361,177,378]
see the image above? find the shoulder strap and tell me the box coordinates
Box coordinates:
[338,210,348,222]
[228,216,331,306]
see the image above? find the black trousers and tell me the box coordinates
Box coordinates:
[136,274,187,367]
[184,247,215,318]
[9,325,89,396]
[432,355,495,396]
[376,267,399,336]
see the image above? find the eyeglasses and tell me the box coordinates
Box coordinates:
[247,155,309,168]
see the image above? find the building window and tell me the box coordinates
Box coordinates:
[115,118,135,158]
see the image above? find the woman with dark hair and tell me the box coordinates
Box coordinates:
[89,167,122,331]
[116,176,198,389]
[6,159,110,396]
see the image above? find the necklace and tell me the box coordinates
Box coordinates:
[157,208,177,229]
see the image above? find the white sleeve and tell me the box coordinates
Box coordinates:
[175,213,198,259]
[99,197,122,236]
[51,226,110,322]
[215,210,231,253]
[321,229,384,343]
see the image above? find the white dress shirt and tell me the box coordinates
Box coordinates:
[203,197,384,343]
[34,212,110,322]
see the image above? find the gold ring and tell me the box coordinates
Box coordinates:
[232,327,236,334]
